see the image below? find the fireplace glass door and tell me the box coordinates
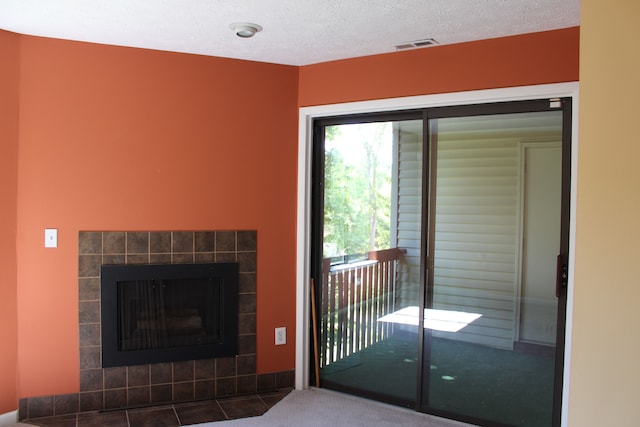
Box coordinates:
[101,262,238,368]
[118,278,223,351]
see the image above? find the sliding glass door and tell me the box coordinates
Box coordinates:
[312,114,423,405]
[311,99,570,427]
[421,102,570,427]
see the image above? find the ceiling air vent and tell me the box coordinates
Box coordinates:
[395,38,439,51]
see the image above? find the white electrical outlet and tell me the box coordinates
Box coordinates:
[275,327,286,345]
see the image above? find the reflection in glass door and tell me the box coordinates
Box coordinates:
[422,108,567,427]
[314,116,423,405]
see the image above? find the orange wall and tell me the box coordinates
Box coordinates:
[0,30,20,413]
[6,26,579,406]
[299,28,579,106]
[16,36,299,398]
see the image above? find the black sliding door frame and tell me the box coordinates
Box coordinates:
[419,98,571,427]
[310,110,423,405]
[307,94,573,427]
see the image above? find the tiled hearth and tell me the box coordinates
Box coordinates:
[20,390,292,426]
[18,230,294,423]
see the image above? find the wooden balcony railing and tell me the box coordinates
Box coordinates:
[320,247,406,368]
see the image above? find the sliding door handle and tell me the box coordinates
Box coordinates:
[556,254,568,298]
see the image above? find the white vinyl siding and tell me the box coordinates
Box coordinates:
[392,113,562,350]
[393,122,423,310]
[431,136,519,349]
[393,125,521,349]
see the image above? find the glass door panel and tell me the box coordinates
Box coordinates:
[422,110,564,426]
[317,118,423,405]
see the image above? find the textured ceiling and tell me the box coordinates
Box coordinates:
[0,0,580,66]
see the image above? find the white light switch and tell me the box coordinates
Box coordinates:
[45,228,58,248]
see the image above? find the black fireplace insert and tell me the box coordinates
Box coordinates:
[100,262,238,368]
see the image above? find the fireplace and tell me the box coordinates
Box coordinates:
[101,262,238,368]
[18,230,295,420]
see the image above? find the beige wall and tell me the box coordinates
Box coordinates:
[569,1,640,425]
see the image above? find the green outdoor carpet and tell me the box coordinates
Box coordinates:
[321,335,555,427]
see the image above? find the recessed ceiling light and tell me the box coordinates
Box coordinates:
[230,22,263,38]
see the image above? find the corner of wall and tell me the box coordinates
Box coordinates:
[0,29,21,415]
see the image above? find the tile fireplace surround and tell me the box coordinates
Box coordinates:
[18,230,294,421]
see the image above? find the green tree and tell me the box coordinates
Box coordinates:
[323,123,392,259]
[360,123,391,251]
